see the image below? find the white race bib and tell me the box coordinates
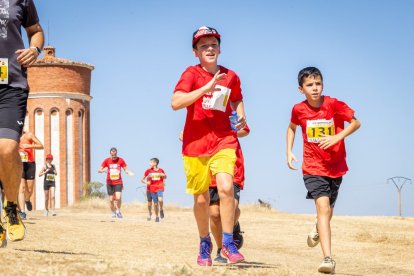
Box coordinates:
[46,174,55,181]
[202,85,231,112]
[109,168,120,180]
[306,119,335,143]
[20,152,28,162]
[151,173,161,181]
[0,58,8,85]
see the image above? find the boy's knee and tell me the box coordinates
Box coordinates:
[210,210,220,222]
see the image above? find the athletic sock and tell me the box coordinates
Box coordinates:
[200,234,210,242]
[222,232,233,248]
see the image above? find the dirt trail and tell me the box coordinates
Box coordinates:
[1,200,413,275]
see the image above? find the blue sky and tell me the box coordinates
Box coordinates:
[33,0,414,217]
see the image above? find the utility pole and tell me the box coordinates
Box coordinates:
[387,176,412,217]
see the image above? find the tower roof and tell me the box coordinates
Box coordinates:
[32,46,94,70]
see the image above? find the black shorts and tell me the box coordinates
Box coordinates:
[22,162,36,180]
[209,184,241,205]
[106,184,123,196]
[44,181,55,191]
[0,86,28,141]
[303,175,342,207]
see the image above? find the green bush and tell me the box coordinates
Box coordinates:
[82,181,106,199]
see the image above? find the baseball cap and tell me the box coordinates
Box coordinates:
[46,154,53,159]
[110,147,117,152]
[192,26,221,48]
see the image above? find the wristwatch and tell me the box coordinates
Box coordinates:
[30,46,42,55]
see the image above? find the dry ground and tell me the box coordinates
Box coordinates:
[1,199,413,275]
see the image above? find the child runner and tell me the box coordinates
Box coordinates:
[39,154,57,216]
[286,67,361,273]
[172,26,247,265]
[141,158,167,222]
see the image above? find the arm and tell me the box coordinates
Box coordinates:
[98,166,106,173]
[53,165,58,175]
[123,166,134,176]
[319,117,361,150]
[171,71,226,110]
[39,166,46,177]
[21,133,44,149]
[286,122,299,170]
[140,176,149,185]
[16,23,44,66]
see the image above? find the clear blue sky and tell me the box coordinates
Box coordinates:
[34,0,414,217]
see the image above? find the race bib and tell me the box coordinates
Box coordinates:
[202,85,231,112]
[306,119,335,143]
[20,151,28,162]
[151,173,161,181]
[109,168,120,180]
[46,174,55,181]
[0,58,8,85]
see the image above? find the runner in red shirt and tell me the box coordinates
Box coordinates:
[140,158,167,223]
[172,26,247,265]
[18,130,43,219]
[286,67,361,274]
[209,124,249,263]
[98,147,134,219]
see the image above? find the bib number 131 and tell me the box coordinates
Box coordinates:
[306,119,335,143]
[0,58,8,85]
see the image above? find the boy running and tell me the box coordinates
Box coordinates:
[141,158,167,222]
[210,124,250,263]
[172,26,247,265]
[286,67,361,273]
[39,154,57,216]
[98,147,134,219]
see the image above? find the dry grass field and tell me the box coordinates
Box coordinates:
[1,198,413,275]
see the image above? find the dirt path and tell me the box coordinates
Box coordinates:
[1,200,413,275]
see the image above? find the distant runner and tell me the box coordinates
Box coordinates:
[39,154,57,216]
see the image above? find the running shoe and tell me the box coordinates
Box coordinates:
[51,211,57,216]
[111,212,116,218]
[44,210,49,217]
[147,215,151,221]
[197,236,212,266]
[160,209,164,219]
[3,201,26,241]
[233,222,244,249]
[221,242,245,264]
[318,256,336,274]
[307,220,319,247]
[25,201,33,211]
[18,211,27,220]
[116,211,123,219]
[0,224,7,248]
[214,248,227,263]
[155,217,160,223]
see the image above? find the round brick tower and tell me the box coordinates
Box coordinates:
[26,46,94,210]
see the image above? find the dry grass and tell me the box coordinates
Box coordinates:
[1,200,414,275]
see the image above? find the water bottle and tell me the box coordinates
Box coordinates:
[230,111,239,131]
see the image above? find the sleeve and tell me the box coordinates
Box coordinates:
[229,74,243,102]
[144,170,149,177]
[100,159,107,168]
[121,158,127,168]
[243,124,251,133]
[290,106,300,125]
[332,99,355,122]
[23,0,40,28]
[174,68,195,93]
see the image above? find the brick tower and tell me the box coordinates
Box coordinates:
[26,46,94,210]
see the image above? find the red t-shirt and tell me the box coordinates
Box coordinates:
[19,136,35,163]
[210,124,250,189]
[174,65,243,157]
[290,96,355,178]
[144,168,166,193]
[101,157,127,185]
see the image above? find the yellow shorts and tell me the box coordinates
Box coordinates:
[183,148,236,195]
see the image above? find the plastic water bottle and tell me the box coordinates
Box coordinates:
[230,111,239,131]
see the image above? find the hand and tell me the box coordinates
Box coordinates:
[205,70,226,94]
[235,115,247,131]
[319,134,341,150]
[16,48,39,66]
[287,152,298,170]
[126,171,135,176]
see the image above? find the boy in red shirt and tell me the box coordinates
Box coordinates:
[141,158,167,222]
[98,147,134,219]
[286,67,361,273]
[172,26,247,265]
[210,124,249,263]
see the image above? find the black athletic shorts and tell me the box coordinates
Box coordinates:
[209,183,241,205]
[303,175,342,207]
[44,181,55,191]
[106,184,123,196]
[22,162,36,180]
[0,86,28,142]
